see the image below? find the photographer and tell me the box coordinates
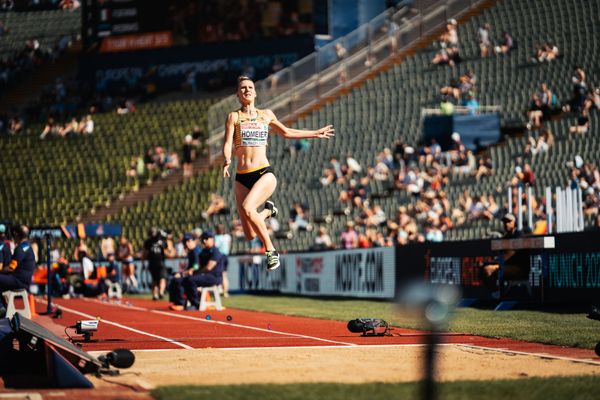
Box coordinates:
[143,227,167,300]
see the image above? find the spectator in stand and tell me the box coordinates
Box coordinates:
[8,115,23,135]
[477,23,491,57]
[201,193,228,219]
[329,157,344,183]
[182,134,195,178]
[59,0,80,10]
[319,167,336,186]
[345,153,362,175]
[373,151,391,181]
[532,42,559,63]
[563,66,587,113]
[437,19,458,50]
[40,116,59,139]
[569,109,590,135]
[494,31,514,55]
[463,91,480,115]
[231,218,245,239]
[474,156,494,181]
[584,87,600,112]
[165,151,180,172]
[289,201,311,232]
[525,127,554,157]
[312,226,334,250]
[526,93,544,128]
[116,99,135,115]
[78,114,94,135]
[432,46,460,67]
[538,83,556,116]
[59,117,79,138]
[340,221,359,249]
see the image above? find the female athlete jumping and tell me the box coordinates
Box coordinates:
[223,76,334,270]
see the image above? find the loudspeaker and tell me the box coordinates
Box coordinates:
[0,313,102,388]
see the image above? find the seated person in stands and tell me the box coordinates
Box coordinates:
[569,109,590,135]
[494,31,514,55]
[526,93,544,128]
[39,117,59,139]
[480,213,530,294]
[169,230,224,311]
[201,193,229,219]
[0,225,35,318]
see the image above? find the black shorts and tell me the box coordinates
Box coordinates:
[235,166,274,190]
[149,262,167,282]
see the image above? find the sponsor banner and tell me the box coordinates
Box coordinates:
[227,247,395,298]
[80,35,313,92]
[100,31,173,53]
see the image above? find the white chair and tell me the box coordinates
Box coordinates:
[107,281,122,299]
[2,289,31,319]
[198,285,223,311]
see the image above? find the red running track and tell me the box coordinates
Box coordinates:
[34,297,600,363]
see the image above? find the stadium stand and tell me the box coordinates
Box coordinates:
[1,0,598,257]
[0,8,80,94]
[204,0,599,251]
[0,98,215,255]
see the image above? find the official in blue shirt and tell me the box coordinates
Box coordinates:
[0,225,35,316]
[0,224,12,271]
[169,230,224,310]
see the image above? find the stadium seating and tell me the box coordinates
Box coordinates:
[0,98,215,255]
[0,9,80,59]
[208,0,599,251]
[2,0,598,257]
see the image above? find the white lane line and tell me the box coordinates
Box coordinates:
[48,301,194,350]
[82,298,357,347]
[455,344,600,366]
[90,343,462,353]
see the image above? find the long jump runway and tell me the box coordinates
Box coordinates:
[35,297,600,364]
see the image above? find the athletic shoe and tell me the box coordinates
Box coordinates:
[264,200,278,219]
[169,304,184,311]
[185,305,199,311]
[266,250,280,271]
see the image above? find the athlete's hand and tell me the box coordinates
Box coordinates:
[314,125,335,139]
[223,165,230,178]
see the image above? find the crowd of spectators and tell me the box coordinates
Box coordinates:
[568,156,600,216]
[39,113,93,139]
[314,130,506,248]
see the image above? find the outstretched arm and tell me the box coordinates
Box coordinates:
[265,109,334,140]
[222,112,236,178]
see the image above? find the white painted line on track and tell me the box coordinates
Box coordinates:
[81,298,357,347]
[46,300,194,350]
[455,344,600,366]
[94,343,460,353]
